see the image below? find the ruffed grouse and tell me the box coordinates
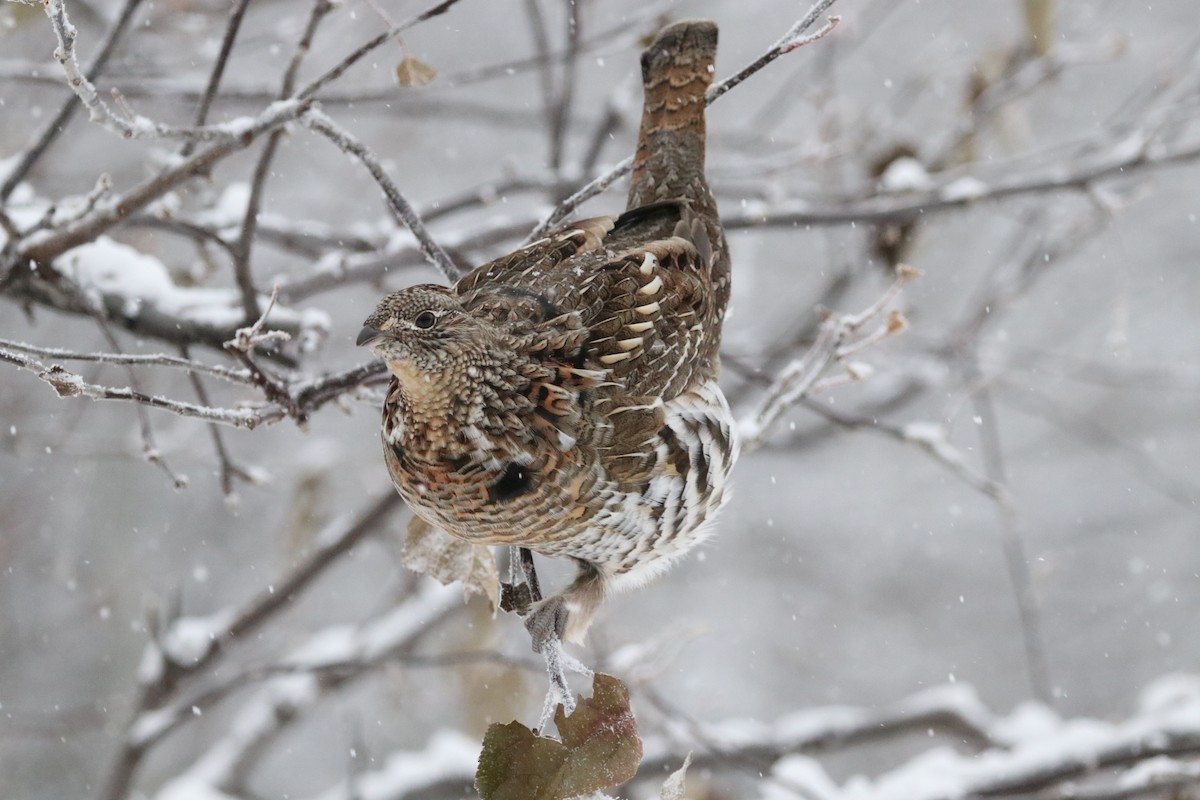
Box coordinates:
[359,20,735,708]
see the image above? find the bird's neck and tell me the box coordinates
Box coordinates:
[387,352,527,464]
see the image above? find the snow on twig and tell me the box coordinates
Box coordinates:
[0,337,252,384]
[40,0,292,144]
[296,675,1200,800]
[739,265,919,451]
[309,730,480,800]
[0,347,260,428]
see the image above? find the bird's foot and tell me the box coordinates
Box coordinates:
[528,599,593,733]
[504,550,598,733]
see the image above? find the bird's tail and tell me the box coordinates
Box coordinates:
[627,20,718,211]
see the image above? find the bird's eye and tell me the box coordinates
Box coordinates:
[414,311,437,329]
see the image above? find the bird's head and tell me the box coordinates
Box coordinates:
[357,285,495,389]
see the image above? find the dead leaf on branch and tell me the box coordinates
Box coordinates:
[402,516,499,612]
[475,673,642,800]
[395,55,437,87]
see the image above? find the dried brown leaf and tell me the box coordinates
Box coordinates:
[395,55,437,87]
[475,673,642,800]
[402,516,499,612]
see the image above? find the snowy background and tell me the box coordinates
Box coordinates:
[1,0,1198,798]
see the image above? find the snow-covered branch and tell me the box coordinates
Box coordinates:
[147,582,462,800]
[290,675,1200,800]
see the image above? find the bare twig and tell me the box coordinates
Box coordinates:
[13,97,309,267]
[92,313,189,489]
[0,347,259,428]
[36,0,278,144]
[180,344,258,499]
[722,137,1200,230]
[296,0,466,102]
[149,582,462,798]
[705,6,841,105]
[302,109,461,283]
[178,0,251,158]
[789,399,1010,502]
[0,338,252,384]
[230,0,335,324]
[223,286,303,421]
[970,375,1054,705]
[739,265,918,450]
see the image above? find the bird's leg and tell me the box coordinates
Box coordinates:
[500,546,540,615]
[524,560,603,732]
[518,546,542,601]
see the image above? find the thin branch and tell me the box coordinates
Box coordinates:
[722,137,1200,230]
[146,582,462,798]
[13,96,309,267]
[223,286,303,421]
[739,265,917,451]
[178,0,251,158]
[35,0,278,145]
[0,0,147,202]
[705,6,841,105]
[92,313,189,489]
[0,347,259,428]
[295,0,466,102]
[0,338,252,384]
[180,345,258,499]
[302,109,462,283]
[970,374,1054,706]
[792,399,1009,502]
[231,0,334,325]
[996,379,1200,513]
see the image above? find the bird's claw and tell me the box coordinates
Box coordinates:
[535,632,594,734]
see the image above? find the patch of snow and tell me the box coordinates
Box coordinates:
[190,182,250,228]
[1138,673,1200,713]
[129,706,178,749]
[155,674,320,800]
[939,176,988,202]
[137,641,165,684]
[308,729,478,800]
[771,755,840,800]
[991,700,1061,745]
[901,422,966,468]
[1119,755,1200,788]
[154,776,240,800]
[53,236,330,346]
[284,580,460,669]
[162,607,236,666]
[879,157,933,192]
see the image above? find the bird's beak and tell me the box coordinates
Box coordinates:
[356,326,385,348]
